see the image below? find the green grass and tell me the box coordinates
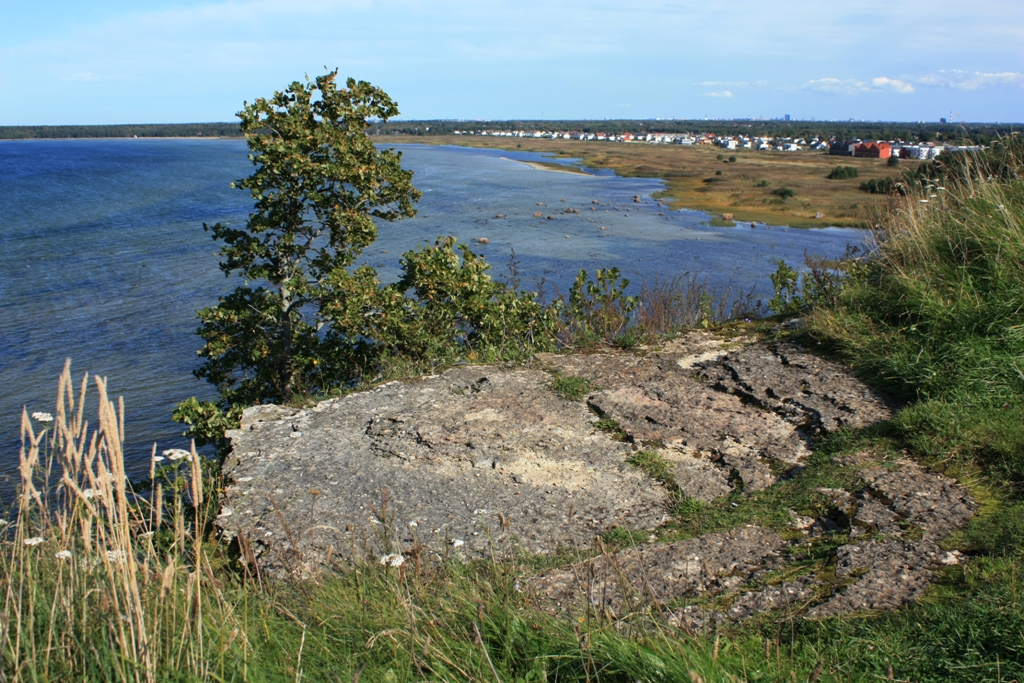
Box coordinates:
[548,375,597,401]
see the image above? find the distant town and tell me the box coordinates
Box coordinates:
[451,128,986,160]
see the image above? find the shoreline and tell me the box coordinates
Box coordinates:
[500,156,593,176]
[379,134,895,229]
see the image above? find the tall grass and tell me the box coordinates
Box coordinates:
[1,361,245,681]
[807,145,1024,486]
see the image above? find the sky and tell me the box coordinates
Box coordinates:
[1,0,1022,125]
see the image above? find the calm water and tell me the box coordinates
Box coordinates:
[0,139,867,489]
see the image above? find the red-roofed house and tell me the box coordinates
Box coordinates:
[853,142,893,159]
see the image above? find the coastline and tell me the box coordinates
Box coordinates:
[378,134,897,228]
[500,156,593,176]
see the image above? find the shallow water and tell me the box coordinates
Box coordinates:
[0,139,867,490]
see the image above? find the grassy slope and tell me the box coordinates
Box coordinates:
[379,134,908,228]
[4,147,1024,682]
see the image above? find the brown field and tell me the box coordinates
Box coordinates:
[380,134,916,228]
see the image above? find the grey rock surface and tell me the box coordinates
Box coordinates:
[219,367,669,578]
[217,331,971,623]
[698,343,898,434]
[530,527,786,616]
[807,459,976,617]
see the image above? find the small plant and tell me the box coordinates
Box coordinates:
[887,155,900,167]
[627,450,677,490]
[594,417,621,433]
[827,165,859,180]
[772,187,795,200]
[728,155,737,163]
[549,375,596,401]
[754,179,770,187]
[563,267,637,346]
[715,169,724,176]
[716,153,724,160]
[769,260,803,315]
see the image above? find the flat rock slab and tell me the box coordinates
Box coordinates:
[531,527,786,616]
[540,337,895,499]
[218,367,669,578]
[698,343,899,434]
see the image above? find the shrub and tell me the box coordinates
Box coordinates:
[772,187,795,199]
[860,177,897,194]
[887,155,900,167]
[827,165,859,180]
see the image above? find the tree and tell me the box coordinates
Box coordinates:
[192,71,421,407]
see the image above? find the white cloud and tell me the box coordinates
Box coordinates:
[872,76,914,94]
[914,70,1024,90]
[702,90,733,98]
[803,78,870,95]
[803,76,915,95]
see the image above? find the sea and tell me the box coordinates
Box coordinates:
[0,138,868,492]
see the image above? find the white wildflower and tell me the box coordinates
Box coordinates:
[31,412,54,423]
[379,553,405,567]
[0,519,8,527]
[106,550,126,563]
[153,456,165,463]
[23,537,45,546]
[451,539,465,548]
[163,449,191,462]
[55,550,72,560]
[81,488,96,499]
[407,521,418,529]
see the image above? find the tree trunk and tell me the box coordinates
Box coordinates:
[279,283,294,402]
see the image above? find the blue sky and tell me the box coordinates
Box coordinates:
[2,0,1021,124]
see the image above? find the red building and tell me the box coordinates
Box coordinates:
[853,142,892,159]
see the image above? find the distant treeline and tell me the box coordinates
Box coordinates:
[0,123,241,140]
[3,120,1019,145]
[370,119,1020,145]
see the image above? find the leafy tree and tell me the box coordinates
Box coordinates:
[190,71,420,408]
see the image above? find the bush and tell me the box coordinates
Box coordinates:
[860,177,897,194]
[772,186,795,199]
[887,155,900,167]
[827,165,859,180]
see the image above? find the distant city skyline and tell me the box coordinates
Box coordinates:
[2,0,1021,125]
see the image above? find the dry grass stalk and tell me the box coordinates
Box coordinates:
[1,360,234,681]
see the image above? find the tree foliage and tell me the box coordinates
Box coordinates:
[191,71,420,409]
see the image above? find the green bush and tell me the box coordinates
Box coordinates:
[827,165,859,179]
[772,186,795,199]
[860,176,896,194]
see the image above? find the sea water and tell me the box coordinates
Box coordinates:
[0,138,867,489]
